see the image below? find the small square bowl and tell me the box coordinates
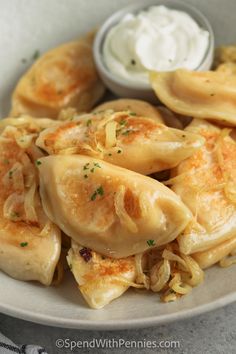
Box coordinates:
[93,0,215,103]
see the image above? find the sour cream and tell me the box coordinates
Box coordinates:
[103,5,210,85]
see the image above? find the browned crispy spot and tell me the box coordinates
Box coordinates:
[83,256,134,281]
[44,122,78,150]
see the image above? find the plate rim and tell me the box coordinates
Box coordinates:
[0,0,236,332]
[0,292,235,330]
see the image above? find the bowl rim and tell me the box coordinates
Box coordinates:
[93,0,215,91]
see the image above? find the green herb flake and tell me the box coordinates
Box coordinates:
[90,191,97,201]
[108,153,112,156]
[147,239,155,247]
[8,170,13,179]
[35,160,42,166]
[129,112,137,116]
[86,119,92,127]
[83,163,90,170]
[90,185,104,201]
[119,119,127,126]
[131,59,136,65]
[97,186,104,196]
[32,50,40,60]
[117,149,122,154]
[93,162,101,168]
[90,168,95,173]
[20,242,28,247]
[84,174,88,179]
[122,129,132,136]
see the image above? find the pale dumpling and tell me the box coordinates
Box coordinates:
[150,69,236,127]
[10,32,105,119]
[93,98,164,123]
[93,98,191,129]
[193,236,236,269]
[36,110,204,175]
[170,119,236,255]
[0,115,60,135]
[0,122,61,285]
[0,218,61,285]
[67,240,136,309]
[38,155,191,258]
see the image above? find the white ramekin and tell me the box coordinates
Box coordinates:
[93,0,215,102]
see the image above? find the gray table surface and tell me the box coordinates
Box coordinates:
[0,302,235,354]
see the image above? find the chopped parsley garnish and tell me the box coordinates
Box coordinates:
[83,163,90,170]
[35,160,42,166]
[83,162,101,177]
[122,129,132,136]
[86,119,92,127]
[97,186,104,196]
[20,242,28,247]
[90,185,104,201]
[90,191,97,201]
[129,112,137,116]
[108,153,112,156]
[93,162,101,168]
[117,149,122,154]
[119,119,127,126]
[182,134,186,138]
[147,239,155,247]
[131,59,136,65]
[3,159,9,165]
[8,170,14,179]
[32,50,40,60]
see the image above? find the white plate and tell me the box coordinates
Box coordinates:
[0,0,236,330]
